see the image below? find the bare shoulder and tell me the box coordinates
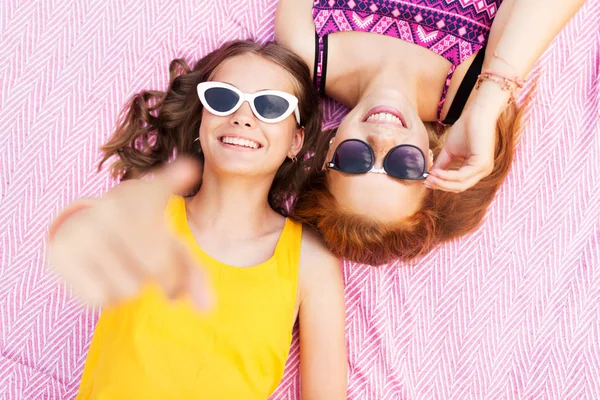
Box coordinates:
[298,226,343,299]
[300,226,339,267]
[274,0,316,75]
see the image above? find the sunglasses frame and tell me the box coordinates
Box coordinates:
[197,81,301,125]
[326,138,429,180]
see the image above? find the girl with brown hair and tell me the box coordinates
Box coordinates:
[48,40,347,399]
[276,0,586,265]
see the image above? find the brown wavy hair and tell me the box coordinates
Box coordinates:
[98,40,321,215]
[293,102,525,265]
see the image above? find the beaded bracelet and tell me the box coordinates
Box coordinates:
[475,70,524,103]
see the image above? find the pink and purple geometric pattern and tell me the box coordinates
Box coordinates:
[313,0,501,65]
[312,0,503,121]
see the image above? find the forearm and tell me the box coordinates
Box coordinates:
[298,237,347,399]
[274,0,315,70]
[474,0,586,115]
[491,0,586,78]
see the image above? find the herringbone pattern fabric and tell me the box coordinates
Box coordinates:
[1,1,599,399]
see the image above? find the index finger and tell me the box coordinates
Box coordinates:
[156,237,213,312]
[428,163,484,183]
[425,171,485,192]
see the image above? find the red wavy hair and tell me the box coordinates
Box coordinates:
[293,101,525,265]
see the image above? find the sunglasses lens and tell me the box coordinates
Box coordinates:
[204,87,240,112]
[386,146,425,179]
[333,140,372,173]
[254,95,290,120]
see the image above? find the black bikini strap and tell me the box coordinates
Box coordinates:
[442,46,486,125]
[313,32,320,90]
[320,34,328,93]
[313,33,329,94]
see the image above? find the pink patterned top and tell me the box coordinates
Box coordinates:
[312,0,503,123]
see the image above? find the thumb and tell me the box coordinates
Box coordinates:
[431,147,454,172]
[152,158,203,198]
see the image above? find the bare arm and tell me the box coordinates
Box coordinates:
[298,229,347,400]
[475,0,587,115]
[427,0,587,191]
[48,160,211,309]
[274,0,315,74]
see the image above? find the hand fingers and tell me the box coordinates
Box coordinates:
[75,212,151,305]
[428,163,483,183]
[55,256,108,307]
[431,147,454,171]
[424,171,484,193]
[62,230,145,306]
[50,239,115,307]
[92,205,206,308]
[177,241,213,311]
[187,267,213,311]
[97,233,145,302]
[152,238,212,310]
[149,237,185,298]
[52,230,213,311]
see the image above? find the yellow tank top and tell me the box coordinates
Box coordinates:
[77,196,302,399]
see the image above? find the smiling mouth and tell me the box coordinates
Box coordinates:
[362,106,407,128]
[219,136,262,149]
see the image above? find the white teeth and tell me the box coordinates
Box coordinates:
[367,112,403,126]
[221,136,260,149]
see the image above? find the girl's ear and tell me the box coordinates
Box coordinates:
[288,126,305,158]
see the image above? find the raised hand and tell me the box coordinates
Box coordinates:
[425,101,499,193]
[48,159,212,310]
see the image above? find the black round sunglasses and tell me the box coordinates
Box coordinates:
[326,139,429,180]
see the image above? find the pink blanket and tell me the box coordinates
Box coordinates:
[1,1,598,398]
